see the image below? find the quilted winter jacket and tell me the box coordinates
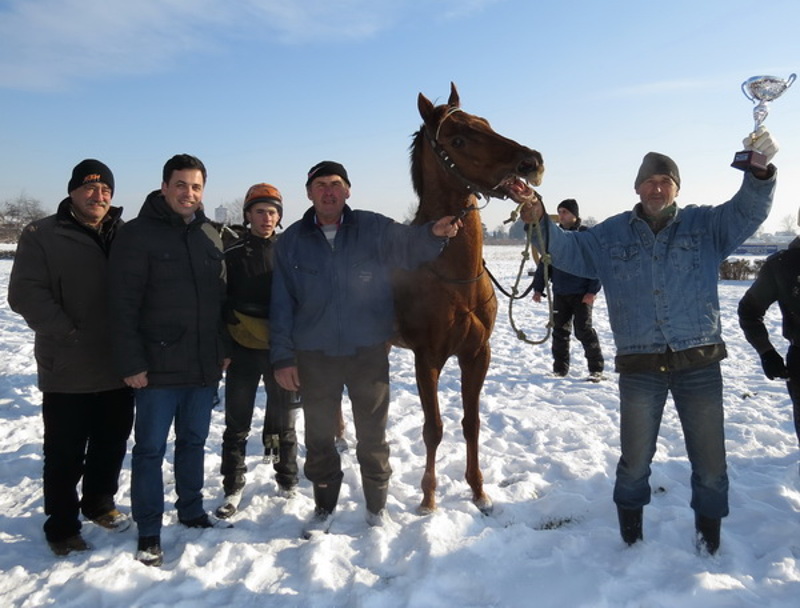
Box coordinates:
[108,190,228,388]
[533,170,775,356]
[7,198,126,393]
[270,205,446,367]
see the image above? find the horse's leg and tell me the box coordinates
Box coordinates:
[458,343,493,515]
[415,355,443,515]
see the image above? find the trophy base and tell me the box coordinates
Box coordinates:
[731,149,767,171]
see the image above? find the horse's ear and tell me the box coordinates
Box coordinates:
[448,82,460,108]
[418,92,435,124]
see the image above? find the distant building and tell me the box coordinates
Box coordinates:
[214,205,228,224]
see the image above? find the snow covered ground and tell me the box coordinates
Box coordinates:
[1,244,799,607]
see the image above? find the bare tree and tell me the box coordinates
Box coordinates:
[1,193,47,241]
[779,213,798,234]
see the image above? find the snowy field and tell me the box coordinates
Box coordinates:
[1,244,799,607]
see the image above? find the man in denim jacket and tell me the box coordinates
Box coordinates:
[520,128,778,554]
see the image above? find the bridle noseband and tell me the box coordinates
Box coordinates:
[424,107,506,203]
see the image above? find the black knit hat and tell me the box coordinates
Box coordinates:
[557,198,579,218]
[634,152,680,190]
[68,159,114,195]
[305,160,350,188]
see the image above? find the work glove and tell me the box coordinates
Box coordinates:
[760,348,788,380]
[744,126,779,165]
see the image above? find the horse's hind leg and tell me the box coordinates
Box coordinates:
[415,358,443,515]
[459,345,492,515]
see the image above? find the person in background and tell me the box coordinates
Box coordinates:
[531,198,604,381]
[270,160,462,538]
[216,183,299,520]
[8,159,134,557]
[109,154,231,567]
[737,212,800,456]
[519,127,778,555]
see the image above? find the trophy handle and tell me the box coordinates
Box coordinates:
[787,73,797,88]
[741,80,754,101]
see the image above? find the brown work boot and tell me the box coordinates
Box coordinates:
[90,508,131,532]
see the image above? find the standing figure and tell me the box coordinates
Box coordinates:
[8,159,134,556]
[520,128,778,554]
[738,222,800,453]
[270,161,461,537]
[532,198,604,380]
[216,183,299,520]
[109,154,231,567]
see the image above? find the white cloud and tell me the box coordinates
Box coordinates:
[0,0,503,91]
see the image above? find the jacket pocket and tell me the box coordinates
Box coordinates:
[143,325,189,373]
[608,244,641,282]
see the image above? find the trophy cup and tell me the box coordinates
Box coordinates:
[732,73,795,170]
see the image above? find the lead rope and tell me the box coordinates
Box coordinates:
[504,201,554,346]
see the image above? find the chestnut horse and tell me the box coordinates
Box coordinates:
[393,83,544,515]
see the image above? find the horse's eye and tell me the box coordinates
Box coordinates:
[450,137,465,148]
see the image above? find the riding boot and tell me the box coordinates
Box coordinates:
[695,513,721,555]
[617,506,643,546]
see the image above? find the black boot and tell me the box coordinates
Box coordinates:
[695,513,721,555]
[302,481,342,539]
[363,480,388,515]
[617,506,643,546]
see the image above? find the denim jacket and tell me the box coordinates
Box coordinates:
[536,170,775,356]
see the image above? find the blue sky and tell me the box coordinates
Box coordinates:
[1,0,798,232]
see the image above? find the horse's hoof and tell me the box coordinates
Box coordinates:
[474,496,493,516]
[416,504,436,517]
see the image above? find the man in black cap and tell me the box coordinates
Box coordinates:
[271,160,462,537]
[8,159,134,557]
[532,198,604,380]
[519,127,779,555]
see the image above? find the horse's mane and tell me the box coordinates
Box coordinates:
[409,102,451,203]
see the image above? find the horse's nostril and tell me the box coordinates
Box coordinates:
[518,158,540,175]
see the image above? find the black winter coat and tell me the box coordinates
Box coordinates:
[108,191,228,388]
[8,198,125,392]
[738,237,800,354]
[224,231,276,319]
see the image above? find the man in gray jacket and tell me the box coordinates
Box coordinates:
[8,159,134,557]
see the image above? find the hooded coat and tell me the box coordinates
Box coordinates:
[108,190,228,388]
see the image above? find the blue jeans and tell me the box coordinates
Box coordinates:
[613,362,729,519]
[131,386,216,536]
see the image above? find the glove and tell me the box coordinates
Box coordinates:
[743,126,779,165]
[760,348,788,380]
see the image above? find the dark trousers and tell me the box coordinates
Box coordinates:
[552,293,604,374]
[221,343,298,494]
[41,388,134,542]
[296,344,391,505]
[784,346,800,446]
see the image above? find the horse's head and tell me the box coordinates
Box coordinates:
[411,82,544,201]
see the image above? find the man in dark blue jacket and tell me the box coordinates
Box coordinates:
[532,199,604,380]
[271,161,461,537]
